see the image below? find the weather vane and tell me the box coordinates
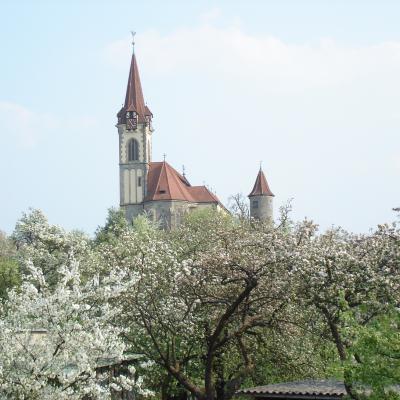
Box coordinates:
[131,31,136,49]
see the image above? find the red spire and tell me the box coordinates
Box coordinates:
[117,45,152,124]
[249,169,274,197]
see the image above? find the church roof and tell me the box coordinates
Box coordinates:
[187,186,221,203]
[249,169,274,197]
[145,162,222,206]
[117,51,152,123]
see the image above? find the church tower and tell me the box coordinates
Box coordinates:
[116,36,153,222]
[248,168,274,222]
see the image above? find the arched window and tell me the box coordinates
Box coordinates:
[128,139,139,161]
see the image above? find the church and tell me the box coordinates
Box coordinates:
[116,39,274,229]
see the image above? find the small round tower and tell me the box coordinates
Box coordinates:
[248,168,274,222]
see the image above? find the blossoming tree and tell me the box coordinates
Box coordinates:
[294,222,400,399]
[99,210,325,400]
[0,229,144,399]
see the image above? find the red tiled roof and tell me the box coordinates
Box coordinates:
[117,52,151,123]
[145,162,222,205]
[187,186,220,203]
[145,162,192,201]
[249,169,274,197]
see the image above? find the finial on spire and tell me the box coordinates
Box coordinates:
[163,153,167,162]
[259,160,263,171]
[131,31,136,52]
[182,165,186,177]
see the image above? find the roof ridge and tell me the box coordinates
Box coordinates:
[167,163,193,201]
[153,162,165,196]
[164,162,173,197]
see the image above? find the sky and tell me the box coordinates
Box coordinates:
[1,0,399,235]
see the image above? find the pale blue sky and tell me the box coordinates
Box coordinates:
[1,0,399,234]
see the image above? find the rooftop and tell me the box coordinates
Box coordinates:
[145,161,223,207]
[249,169,274,197]
[237,380,346,399]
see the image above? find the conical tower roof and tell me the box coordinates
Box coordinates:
[117,46,152,123]
[249,169,274,197]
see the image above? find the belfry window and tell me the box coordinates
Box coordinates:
[128,139,139,161]
[126,112,137,130]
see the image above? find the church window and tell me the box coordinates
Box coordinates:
[253,200,259,209]
[128,139,139,161]
[138,177,142,187]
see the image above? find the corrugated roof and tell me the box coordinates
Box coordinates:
[249,169,274,197]
[237,380,346,398]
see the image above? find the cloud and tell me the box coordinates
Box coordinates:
[0,102,57,148]
[103,24,400,94]
[199,7,222,24]
[102,19,400,231]
[0,102,98,148]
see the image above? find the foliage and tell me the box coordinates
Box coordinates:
[342,306,400,400]
[3,208,400,400]
[0,230,21,299]
[228,194,250,221]
[95,208,130,245]
[0,230,17,259]
[293,222,400,399]
[113,210,332,400]
[0,257,20,300]
[12,209,97,285]
[0,258,146,399]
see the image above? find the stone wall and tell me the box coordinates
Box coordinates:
[250,195,273,222]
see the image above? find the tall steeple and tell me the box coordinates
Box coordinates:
[117,34,152,126]
[117,34,153,223]
[248,168,274,222]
